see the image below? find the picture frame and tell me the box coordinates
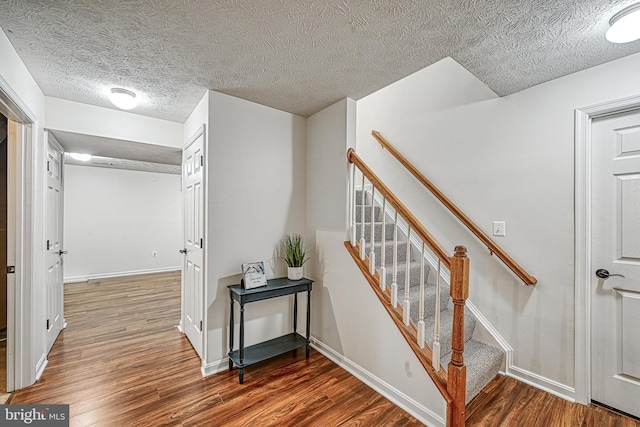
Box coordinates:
[241,261,267,289]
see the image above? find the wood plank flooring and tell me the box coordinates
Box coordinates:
[466,374,640,427]
[8,271,421,426]
[7,271,640,426]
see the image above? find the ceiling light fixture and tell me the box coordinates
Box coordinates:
[109,88,138,110]
[69,153,92,161]
[606,2,640,43]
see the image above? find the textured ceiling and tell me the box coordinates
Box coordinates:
[1,0,640,122]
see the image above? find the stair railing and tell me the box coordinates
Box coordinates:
[371,130,537,286]
[346,148,468,427]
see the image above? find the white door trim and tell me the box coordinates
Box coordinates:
[0,74,37,392]
[574,93,640,405]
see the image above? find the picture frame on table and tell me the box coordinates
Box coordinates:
[241,261,267,289]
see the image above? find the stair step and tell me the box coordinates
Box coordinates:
[371,240,409,263]
[440,339,503,404]
[355,222,396,241]
[355,189,372,206]
[385,259,432,289]
[424,308,475,354]
[355,205,383,222]
[402,280,450,320]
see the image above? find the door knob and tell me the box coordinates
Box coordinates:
[595,269,625,279]
[179,248,187,254]
[58,250,68,256]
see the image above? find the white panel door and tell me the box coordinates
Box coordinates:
[45,133,65,353]
[181,128,205,358]
[591,110,640,418]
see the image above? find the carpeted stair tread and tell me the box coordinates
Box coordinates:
[424,308,475,353]
[439,339,504,404]
[402,281,450,320]
[385,260,433,289]
[355,222,396,240]
[355,205,383,222]
[371,240,409,263]
[355,189,372,205]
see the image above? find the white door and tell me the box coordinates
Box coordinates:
[44,132,65,353]
[181,127,205,358]
[591,110,640,418]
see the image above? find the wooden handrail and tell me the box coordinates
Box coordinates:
[347,148,451,268]
[371,130,537,286]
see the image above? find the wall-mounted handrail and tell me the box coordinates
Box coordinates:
[371,130,537,286]
[347,148,451,268]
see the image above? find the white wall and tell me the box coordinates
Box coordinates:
[355,53,640,398]
[203,91,306,370]
[45,97,183,148]
[63,165,181,280]
[0,28,48,388]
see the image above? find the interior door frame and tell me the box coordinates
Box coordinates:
[574,93,640,406]
[0,74,37,392]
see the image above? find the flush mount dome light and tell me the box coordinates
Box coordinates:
[109,88,138,110]
[606,2,640,43]
[69,153,92,161]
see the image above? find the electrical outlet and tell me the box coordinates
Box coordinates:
[493,221,506,237]
[152,251,158,257]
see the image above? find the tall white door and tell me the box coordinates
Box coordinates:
[591,110,640,418]
[44,132,65,353]
[181,127,205,358]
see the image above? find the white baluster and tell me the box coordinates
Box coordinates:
[379,198,386,292]
[432,260,442,371]
[350,164,356,246]
[403,226,411,326]
[391,210,398,308]
[369,187,376,274]
[417,243,425,348]
[359,174,366,260]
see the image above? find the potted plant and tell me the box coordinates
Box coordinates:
[281,233,310,280]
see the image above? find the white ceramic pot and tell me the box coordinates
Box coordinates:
[287,266,303,280]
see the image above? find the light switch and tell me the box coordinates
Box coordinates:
[493,221,506,237]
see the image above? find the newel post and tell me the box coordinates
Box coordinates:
[447,245,469,427]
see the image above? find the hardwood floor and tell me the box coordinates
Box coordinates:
[7,271,640,426]
[8,271,421,426]
[466,375,640,427]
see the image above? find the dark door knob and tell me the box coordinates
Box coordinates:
[179,248,187,254]
[595,269,625,279]
[58,250,68,256]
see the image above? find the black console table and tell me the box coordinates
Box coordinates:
[227,277,313,384]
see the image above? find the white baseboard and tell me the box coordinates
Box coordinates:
[201,357,230,377]
[64,266,181,283]
[311,337,445,427]
[35,356,48,382]
[507,365,576,402]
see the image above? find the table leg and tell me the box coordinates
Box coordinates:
[293,293,298,333]
[239,303,245,384]
[229,296,234,371]
[306,288,311,358]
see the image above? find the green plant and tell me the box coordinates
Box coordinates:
[281,233,310,268]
